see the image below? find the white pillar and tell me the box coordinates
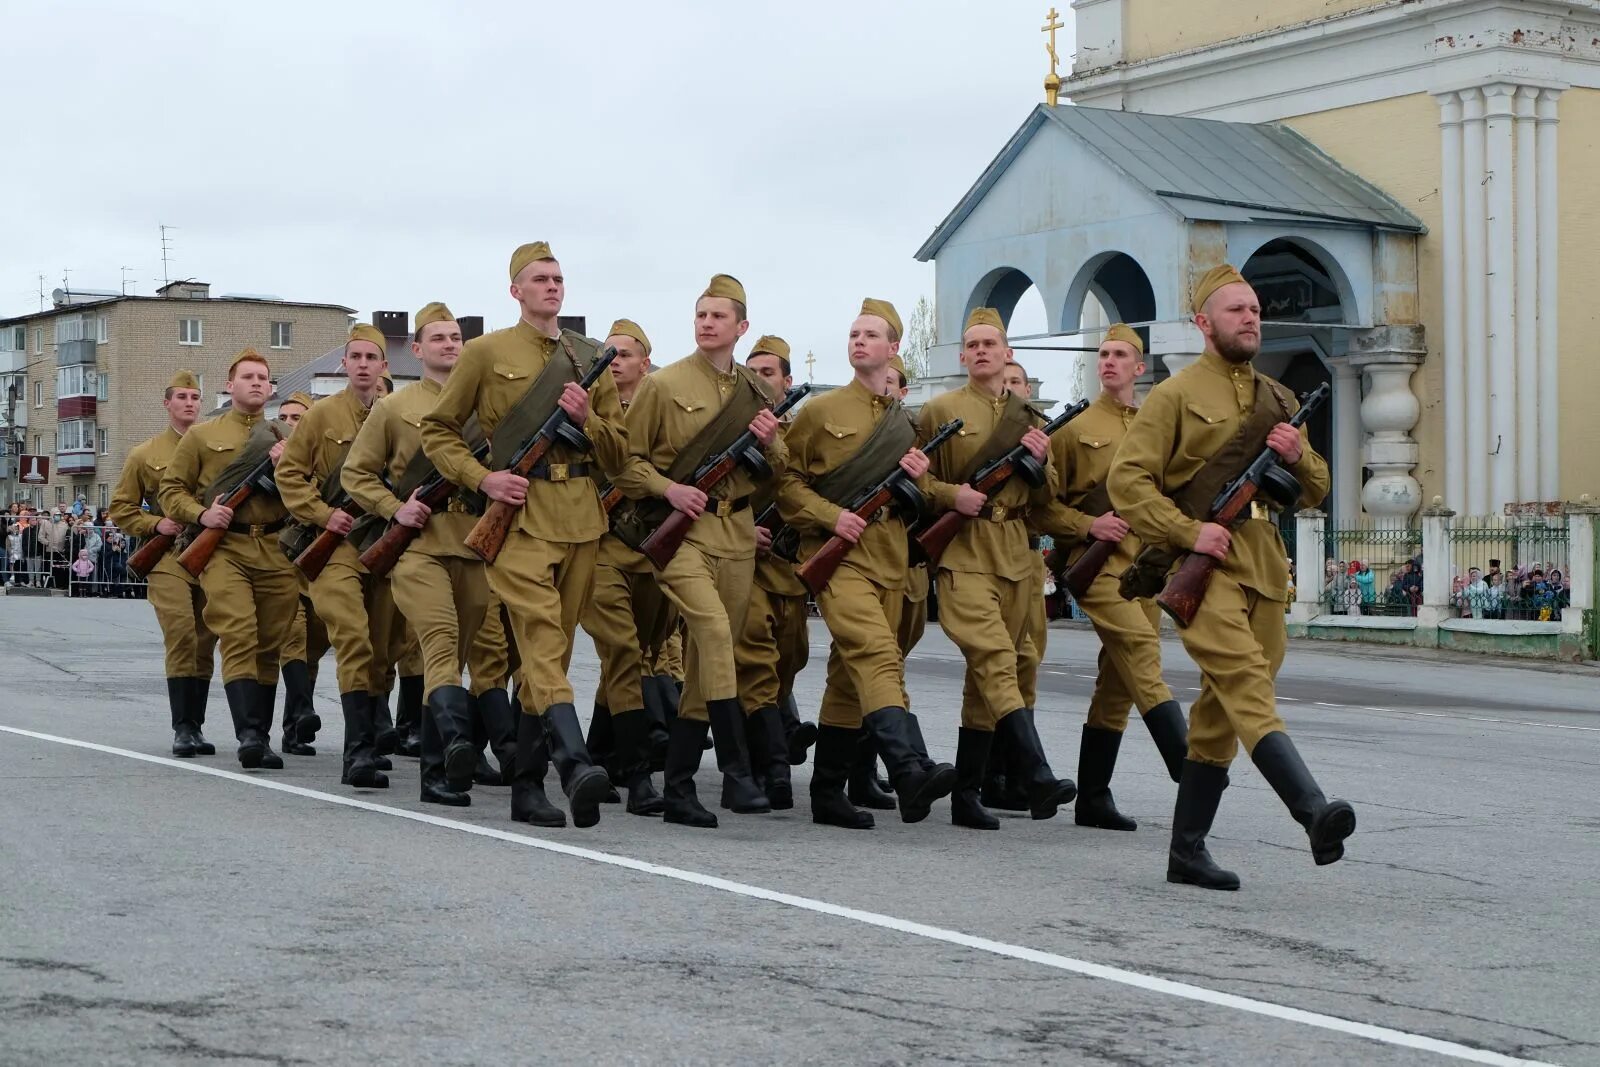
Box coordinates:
[1437,91,1467,512]
[1290,508,1326,624]
[1415,502,1455,639]
[1566,499,1597,618]
[1461,87,1489,516]
[1483,83,1517,514]
[1076,293,1106,403]
[1537,89,1563,503]
[1353,325,1425,524]
[1332,360,1363,522]
[1514,87,1540,505]
[1148,320,1203,378]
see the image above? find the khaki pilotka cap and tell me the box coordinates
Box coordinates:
[415,301,455,330]
[749,335,791,361]
[283,392,315,409]
[964,307,1006,337]
[1103,322,1145,355]
[228,348,271,376]
[167,370,200,391]
[859,298,902,339]
[1191,263,1249,314]
[346,323,387,355]
[701,274,747,309]
[509,241,554,281]
[607,318,652,356]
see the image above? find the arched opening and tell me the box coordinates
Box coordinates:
[967,267,1058,403]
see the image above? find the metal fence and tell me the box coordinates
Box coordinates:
[1319,522,1423,617]
[1447,515,1570,622]
[3,520,149,597]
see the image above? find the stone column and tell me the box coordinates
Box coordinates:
[1331,360,1362,523]
[1148,320,1203,378]
[1537,90,1563,503]
[1351,325,1425,525]
[1562,498,1597,649]
[1289,508,1326,625]
[1415,500,1455,644]
[1435,90,1467,512]
[1461,87,1489,517]
[1514,86,1540,504]
[1483,83,1518,512]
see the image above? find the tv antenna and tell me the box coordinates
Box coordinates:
[160,224,176,286]
[121,267,136,295]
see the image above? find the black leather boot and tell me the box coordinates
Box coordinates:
[707,699,770,815]
[781,691,817,766]
[252,682,284,769]
[477,687,518,782]
[396,674,424,758]
[642,676,673,772]
[846,730,896,810]
[340,691,387,788]
[281,659,319,749]
[995,708,1076,820]
[952,728,1000,830]
[1076,725,1136,831]
[188,679,215,755]
[1167,760,1240,890]
[810,725,873,830]
[168,677,197,757]
[543,703,612,829]
[419,701,470,807]
[225,680,264,768]
[750,705,793,810]
[586,700,616,772]
[611,708,664,817]
[371,692,398,757]
[427,685,476,792]
[509,712,565,827]
[662,716,717,828]
[1142,700,1187,783]
[862,706,957,824]
[1251,731,1356,866]
[980,727,1027,811]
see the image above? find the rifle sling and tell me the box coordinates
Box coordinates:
[488,330,599,471]
[202,420,283,506]
[810,401,918,509]
[956,392,1037,484]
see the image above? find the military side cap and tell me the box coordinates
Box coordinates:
[1192,263,1248,314]
[284,391,314,409]
[167,369,200,392]
[1104,322,1145,355]
[607,318,652,356]
[416,301,455,330]
[347,323,387,355]
[859,298,902,339]
[228,347,270,376]
[749,335,791,361]
[509,241,555,281]
[889,354,909,378]
[964,307,1006,337]
[701,274,747,310]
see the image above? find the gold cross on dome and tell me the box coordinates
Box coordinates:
[1042,6,1064,105]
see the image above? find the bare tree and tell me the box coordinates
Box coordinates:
[901,295,936,380]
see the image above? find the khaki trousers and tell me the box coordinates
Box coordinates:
[734,583,810,712]
[655,544,753,721]
[468,590,518,696]
[580,557,647,713]
[815,566,906,728]
[1077,569,1173,731]
[487,531,596,711]
[936,568,1030,731]
[392,552,488,701]
[307,542,392,695]
[198,532,300,685]
[146,562,216,679]
[1178,571,1288,767]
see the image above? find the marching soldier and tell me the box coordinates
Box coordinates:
[343,302,499,807]
[471,588,566,824]
[608,274,782,828]
[157,349,298,770]
[733,335,813,809]
[779,299,957,830]
[1032,326,1188,830]
[421,242,625,829]
[274,391,325,758]
[109,370,219,757]
[1108,264,1354,890]
[917,308,1075,830]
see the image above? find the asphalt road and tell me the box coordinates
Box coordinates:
[2,598,1597,1066]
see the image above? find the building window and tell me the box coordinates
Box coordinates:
[31,434,39,453]
[96,372,109,402]
[33,381,42,408]
[97,483,108,511]
[7,326,22,351]
[59,420,95,452]
[32,328,41,355]
[96,317,108,344]
[55,486,65,506]
[97,429,109,455]
[58,365,91,398]
[55,317,85,345]
[179,318,203,346]
[271,321,292,349]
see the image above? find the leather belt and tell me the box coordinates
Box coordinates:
[445,499,472,514]
[528,461,590,482]
[976,504,1029,523]
[707,496,751,518]
[1249,501,1279,522]
[229,518,288,537]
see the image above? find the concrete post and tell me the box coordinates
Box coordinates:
[1415,499,1455,644]
[1289,508,1325,625]
[1562,497,1598,654]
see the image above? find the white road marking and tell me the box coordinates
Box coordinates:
[1355,707,1600,734]
[0,723,1556,1067]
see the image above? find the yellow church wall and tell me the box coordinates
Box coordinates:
[1555,88,1600,505]
[1123,0,1386,64]
[1279,93,1447,508]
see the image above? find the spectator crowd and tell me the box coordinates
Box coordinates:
[1318,554,1569,621]
[2,499,140,597]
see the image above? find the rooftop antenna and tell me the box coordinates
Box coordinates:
[120,267,135,295]
[38,274,46,311]
[160,224,176,287]
[61,269,72,302]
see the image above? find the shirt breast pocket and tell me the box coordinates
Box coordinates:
[822,422,858,441]
[1182,402,1235,455]
[669,395,707,451]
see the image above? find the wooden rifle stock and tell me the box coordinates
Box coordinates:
[1062,527,1119,599]
[176,475,265,578]
[637,383,812,570]
[126,531,176,578]
[599,482,624,515]
[294,525,346,581]
[359,443,491,578]
[463,346,617,565]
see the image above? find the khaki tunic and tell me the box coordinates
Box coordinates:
[344,379,488,700]
[421,321,629,711]
[918,382,1057,729]
[1108,350,1329,765]
[157,409,298,686]
[110,426,217,681]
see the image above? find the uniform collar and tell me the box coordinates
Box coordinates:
[1093,390,1138,417]
[1199,349,1255,381]
[845,376,894,408]
[962,379,1007,405]
[692,349,739,381]
[226,407,265,429]
[419,377,442,396]
[514,319,560,346]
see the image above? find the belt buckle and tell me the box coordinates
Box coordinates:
[547,462,569,482]
[990,504,1009,523]
[446,499,467,514]
[713,498,733,518]
[248,523,266,537]
[1250,501,1270,522]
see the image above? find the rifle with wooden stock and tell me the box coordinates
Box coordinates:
[175,453,279,578]
[357,441,491,578]
[1154,382,1331,628]
[598,481,624,515]
[1062,521,1121,598]
[463,345,617,564]
[914,399,1089,567]
[795,418,963,596]
[637,382,812,570]
[126,527,177,578]
[293,485,360,582]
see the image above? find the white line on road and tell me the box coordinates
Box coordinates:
[1357,707,1600,734]
[0,723,1556,1067]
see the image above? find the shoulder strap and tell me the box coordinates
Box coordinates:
[1168,374,1290,520]
[489,337,583,469]
[956,390,1035,483]
[810,401,918,507]
[661,370,767,484]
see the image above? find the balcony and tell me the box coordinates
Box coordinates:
[0,350,25,374]
[57,395,96,420]
[57,339,96,367]
[57,449,95,475]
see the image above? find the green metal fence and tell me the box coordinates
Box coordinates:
[1320,523,1422,617]
[1448,516,1570,622]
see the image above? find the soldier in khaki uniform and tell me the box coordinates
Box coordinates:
[470,587,567,825]
[1032,326,1188,831]
[422,242,626,829]
[158,349,298,770]
[109,370,219,757]
[780,299,957,830]
[344,302,496,807]
[918,308,1075,830]
[1108,264,1354,890]
[609,274,783,828]
[277,324,396,790]
[273,392,325,758]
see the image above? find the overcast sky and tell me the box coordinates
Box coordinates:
[5,0,1073,396]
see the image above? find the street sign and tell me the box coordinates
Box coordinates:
[18,454,50,483]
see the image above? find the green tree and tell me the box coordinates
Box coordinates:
[901,295,935,380]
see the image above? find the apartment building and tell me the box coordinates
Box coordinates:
[0,280,352,511]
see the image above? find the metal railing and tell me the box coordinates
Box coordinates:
[1319,522,1422,617]
[3,520,149,597]
[1447,515,1570,622]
